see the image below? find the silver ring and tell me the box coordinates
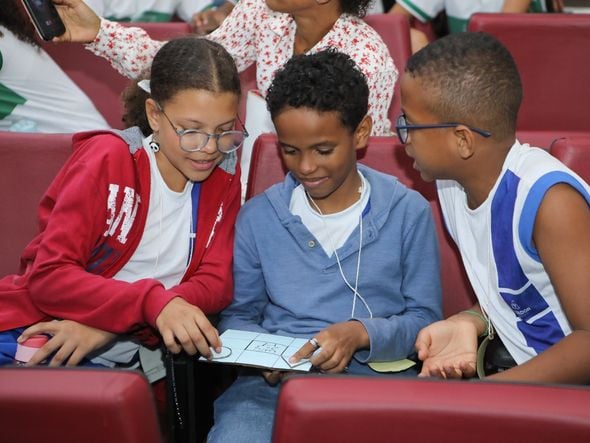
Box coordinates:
[309,337,320,350]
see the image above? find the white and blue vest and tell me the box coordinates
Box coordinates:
[438,140,590,363]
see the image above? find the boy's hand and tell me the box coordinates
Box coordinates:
[51,0,101,43]
[289,321,369,373]
[415,319,478,379]
[19,320,115,367]
[156,297,221,358]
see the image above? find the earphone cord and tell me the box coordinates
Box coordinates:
[307,193,373,319]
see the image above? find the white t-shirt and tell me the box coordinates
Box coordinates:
[437,140,590,363]
[93,136,194,375]
[85,0,209,22]
[0,26,108,133]
[290,171,370,257]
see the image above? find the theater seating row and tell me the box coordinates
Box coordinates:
[1,132,590,442]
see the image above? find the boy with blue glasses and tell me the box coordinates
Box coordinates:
[397,31,590,383]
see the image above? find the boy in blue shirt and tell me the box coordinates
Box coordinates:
[207,49,442,442]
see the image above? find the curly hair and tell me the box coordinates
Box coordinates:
[405,32,522,141]
[122,36,240,134]
[340,0,374,17]
[0,0,39,47]
[266,49,369,134]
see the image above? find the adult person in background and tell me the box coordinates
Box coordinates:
[389,0,562,53]
[0,1,108,132]
[191,0,388,35]
[49,0,396,199]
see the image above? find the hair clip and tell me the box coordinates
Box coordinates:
[138,79,151,93]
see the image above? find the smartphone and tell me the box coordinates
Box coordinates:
[21,0,66,41]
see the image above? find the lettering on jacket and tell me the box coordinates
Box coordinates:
[103,184,141,244]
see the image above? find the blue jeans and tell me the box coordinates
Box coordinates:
[207,373,279,443]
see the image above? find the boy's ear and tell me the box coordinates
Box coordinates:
[354,115,372,150]
[145,98,161,132]
[454,125,475,160]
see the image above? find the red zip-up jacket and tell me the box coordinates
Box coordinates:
[0,128,240,342]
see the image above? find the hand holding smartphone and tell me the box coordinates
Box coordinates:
[21,0,66,41]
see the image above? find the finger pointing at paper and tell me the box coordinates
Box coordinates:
[289,321,370,373]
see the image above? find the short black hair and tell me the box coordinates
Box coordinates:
[405,32,522,141]
[122,36,240,133]
[266,49,369,134]
[340,0,374,17]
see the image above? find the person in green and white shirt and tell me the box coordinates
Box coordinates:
[389,0,556,53]
[0,4,108,133]
[85,0,208,22]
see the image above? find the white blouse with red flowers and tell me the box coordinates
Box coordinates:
[87,0,397,135]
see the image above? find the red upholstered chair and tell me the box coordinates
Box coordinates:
[272,377,590,443]
[42,22,192,129]
[246,134,475,317]
[467,14,590,133]
[0,367,163,443]
[0,131,73,276]
[364,14,412,126]
[550,135,590,184]
[516,130,590,151]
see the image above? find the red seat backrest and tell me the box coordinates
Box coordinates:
[0,367,162,443]
[364,14,412,126]
[467,13,590,133]
[42,22,193,129]
[246,134,475,317]
[0,131,73,276]
[550,135,590,184]
[273,377,590,443]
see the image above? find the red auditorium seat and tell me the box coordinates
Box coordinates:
[0,367,163,443]
[364,14,412,125]
[550,135,590,184]
[0,131,73,276]
[467,14,590,135]
[246,134,476,317]
[273,377,590,443]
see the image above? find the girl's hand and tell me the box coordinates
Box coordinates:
[289,321,369,373]
[155,297,221,358]
[415,319,479,379]
[51,0,101,43]
[19,320,115,366]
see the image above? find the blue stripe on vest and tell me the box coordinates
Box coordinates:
[519,171,590,262]
[491,170,564,354]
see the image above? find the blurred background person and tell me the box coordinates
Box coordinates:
[0,1,108,132]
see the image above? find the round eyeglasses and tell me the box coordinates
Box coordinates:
[158,104,248,154]
[395,113,491,144]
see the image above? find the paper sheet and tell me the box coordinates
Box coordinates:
[368,359,416,373]
[199,329,313,372]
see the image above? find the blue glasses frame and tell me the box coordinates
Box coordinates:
[395,114,491,143]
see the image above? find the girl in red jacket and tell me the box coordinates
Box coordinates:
[0,36,244,375]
